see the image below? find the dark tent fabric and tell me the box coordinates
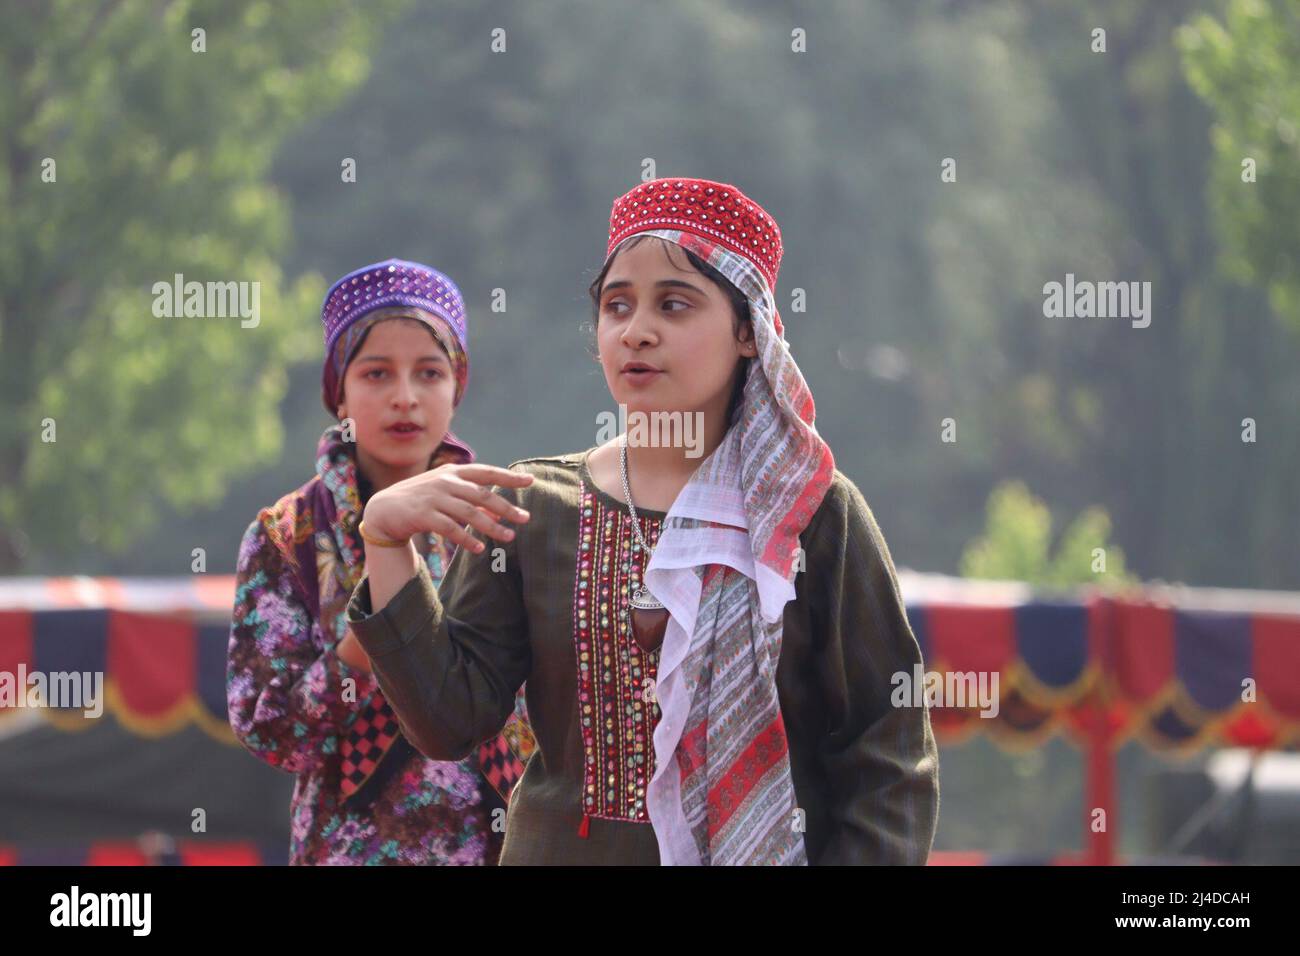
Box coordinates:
[0,711,292,861]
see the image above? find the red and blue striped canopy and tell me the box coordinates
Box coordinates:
[2,574,1298,751]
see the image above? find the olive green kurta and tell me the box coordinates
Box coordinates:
[345,450,939,865]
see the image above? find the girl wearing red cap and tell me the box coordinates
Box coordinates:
[347,183,939,864]
[227,260,532,865]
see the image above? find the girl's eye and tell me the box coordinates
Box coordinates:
[662,298,690,312]
[365,368,387,380]
[603,299,629,316]
[421,368,444,380]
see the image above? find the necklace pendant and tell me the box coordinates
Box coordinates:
[630,596,668,653]
[629,585,665,611]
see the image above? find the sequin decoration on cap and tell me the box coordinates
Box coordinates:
[606,177,783,313]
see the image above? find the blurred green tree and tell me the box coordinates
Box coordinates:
[1180,0,1300,331]
[0,0,407,569]
[30,0,1300,591]
[960,480,1135,586]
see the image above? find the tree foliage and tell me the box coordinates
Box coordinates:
[0,0,406,566]
[960,480,1134,586]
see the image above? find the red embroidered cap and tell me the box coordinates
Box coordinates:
[606,178,783,292]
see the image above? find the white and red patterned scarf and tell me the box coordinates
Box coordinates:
[630,229,836,865]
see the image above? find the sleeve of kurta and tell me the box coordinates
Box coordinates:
[226,517,379,775]
[344,484,532,763]
[806,477,940,865]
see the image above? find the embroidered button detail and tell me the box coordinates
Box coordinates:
[572,486,663,824]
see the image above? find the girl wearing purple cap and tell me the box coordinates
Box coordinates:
[226,260,533,865]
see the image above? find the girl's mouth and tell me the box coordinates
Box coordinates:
[621,363,663,386]
[385,422,424,441]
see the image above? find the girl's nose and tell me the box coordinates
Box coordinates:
[621,307,658,348]
[391,376,418,408]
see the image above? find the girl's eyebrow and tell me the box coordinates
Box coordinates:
[355,353,449,364]
[603,278,707,296]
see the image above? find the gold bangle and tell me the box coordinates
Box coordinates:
[358,519,409,549]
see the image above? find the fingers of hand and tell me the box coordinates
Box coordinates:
[445,497,515,545]
[428,514,486,554]
[450,480,530,524]
[459,464,535,489]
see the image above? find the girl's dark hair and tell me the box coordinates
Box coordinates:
[586,235,754,423]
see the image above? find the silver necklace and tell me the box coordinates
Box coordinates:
[619,435,666,611]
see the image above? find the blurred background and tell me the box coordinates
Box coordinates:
[1,0,1298,864]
